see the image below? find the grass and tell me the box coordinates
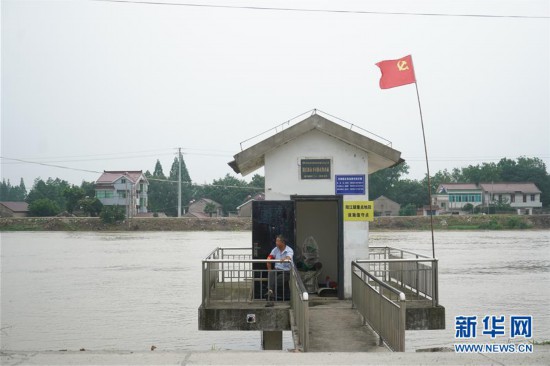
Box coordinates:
[446,225,481,230]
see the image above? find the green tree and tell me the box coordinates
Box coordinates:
[196,174,259,215]
[459,162,501,184]
[0,179,8,200]
[28,198,60,217]
[26,178,70,209]
[63,185,85,213]
[79,197,103,217]
[153,160,165,177]
[369,162,409,199]
[249,174,265,189]
[100,205,126,224]
[0,178,27,201]
[169,156,193,215]
[80,180,96,198]
[390,179,427,208]
[204,202,217,217]
[146,160,179,216]
[431,169,456,188]
[399,203,417,216]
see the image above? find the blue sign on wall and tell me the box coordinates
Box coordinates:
[335,174,366,195]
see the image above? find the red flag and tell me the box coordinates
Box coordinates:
[376,55,416,89]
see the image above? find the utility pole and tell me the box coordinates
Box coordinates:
[178,148,182,217]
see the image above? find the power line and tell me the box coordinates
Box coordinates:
[1,150,232,165]
[0,156,263,190]
[0,149,175,164]
[15,148,177,160]
[0,157,102,174]
[1,153,176,165]
[406,156,550,162]
[92,0,550,19]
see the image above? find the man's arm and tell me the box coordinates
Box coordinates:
[282,247,294,262]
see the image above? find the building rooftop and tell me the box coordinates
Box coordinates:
[0,201,29,212]
[479,182,541,193]
[96,171,148,184]
[228,113,403,176]
[437,183,479,193]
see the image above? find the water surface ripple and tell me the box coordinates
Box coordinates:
[1,230,548,352]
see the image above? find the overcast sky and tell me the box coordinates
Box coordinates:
[2,0,549,189]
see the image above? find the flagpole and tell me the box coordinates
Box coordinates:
[414,81,436,258]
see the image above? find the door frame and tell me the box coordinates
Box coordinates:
[291,195,344,299]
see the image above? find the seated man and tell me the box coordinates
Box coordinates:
[266,234,293,307]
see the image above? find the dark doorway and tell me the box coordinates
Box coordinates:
[293,195,343,299]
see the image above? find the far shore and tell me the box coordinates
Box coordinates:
[1,214,549,231]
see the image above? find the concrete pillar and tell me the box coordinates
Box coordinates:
[262,331,282,350]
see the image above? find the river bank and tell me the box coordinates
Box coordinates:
[1,214,549,231]
[2,348,550,366]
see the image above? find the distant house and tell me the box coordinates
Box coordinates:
[433,182,542,215]
[185,198,223,218]
[373,196,400,216]
[236,193,265,217]
[0,201,29,217]
[480,182,542,215]
[418,205,441,216]
[433,183,481,214]
[95,171,148,217]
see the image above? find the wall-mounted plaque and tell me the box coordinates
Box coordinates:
[300,159,331,179]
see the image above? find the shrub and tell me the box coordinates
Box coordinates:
[399,203,417,216]
[100,205,126,224]
[28,198,60,217]
[462,203,474,213]
[479,219,502,230]
[79,197,103,217]
[506,216,531,229]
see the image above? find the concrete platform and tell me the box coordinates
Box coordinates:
[307,299,389,352]
[2,347,549,365]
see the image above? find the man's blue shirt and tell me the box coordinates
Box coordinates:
[269,245,294,271]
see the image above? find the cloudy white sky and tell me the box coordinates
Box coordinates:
[1,0,549,188]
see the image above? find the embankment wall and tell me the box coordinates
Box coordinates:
[1,214,549,231]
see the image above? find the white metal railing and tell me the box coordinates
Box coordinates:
[289,265,310,351]
[202,247,310,351]
[202,247,295,304]
[352,261,406,352]
[238,109,393,151]
[364,246,439,307]
[202,247,253,306]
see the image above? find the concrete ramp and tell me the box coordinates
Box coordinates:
[307,300,390,352]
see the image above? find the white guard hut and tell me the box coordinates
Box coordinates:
[229,111,403,298]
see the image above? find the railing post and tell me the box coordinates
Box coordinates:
[303,292,309,352]
[378,284,383,346]
[415,256,420,298]
[203,261,210,307]
[398,295,406,352]
[433,259,439,307]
